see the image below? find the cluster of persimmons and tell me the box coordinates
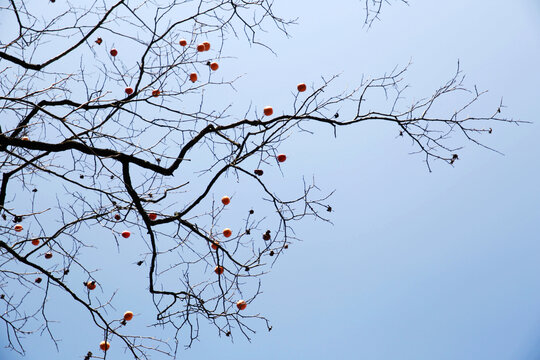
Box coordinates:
[12,34,307,351]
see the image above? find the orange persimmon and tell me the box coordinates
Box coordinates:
[277,154,287,163]
[123,311,134,321]
[222,228,232,238]
[214,266,224,275]
[221,196,230,205]
[14,224,23,232]
[297,83,307,92]
[263,106,273,116]
[236,300,247,310]
[179,39,187,46]
[99,341,110,351]
[190,73,198,83]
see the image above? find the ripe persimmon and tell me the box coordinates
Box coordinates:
[277,154,287,163]
[210,62,219,71]
[254,169,263,176]
[263,106,273,116]
[152,89,160,97]
[95,37,103,45]
[31,238,40,246]
[87,281,96,290]
[99,341,110,351]
[121,230,131,238]
[214,266,224,275]
[211,241,219,250]
[236,299,247,310]
[148,213,157,221]
[297,83,307,92]
[222,228,232,238]
[190,73,198,83]
[125,87,134,95]
[179,39,187,46]
[123,311,134,321]
[203,41,211,51]
[221,196,230,205]
[114,214,121,221]
[35,277,42,283]
[21,136,29,141]
[44,251,53,259]
[110,48,118,57]
[197,44,205,52]
[14,224,23,232]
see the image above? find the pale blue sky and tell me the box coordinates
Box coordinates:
[2,0,540,359]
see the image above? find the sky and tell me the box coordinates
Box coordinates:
[2,0,540,359]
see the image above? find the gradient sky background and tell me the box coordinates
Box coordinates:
[2,0,540,359]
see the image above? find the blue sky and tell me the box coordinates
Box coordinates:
[2,0,540,359]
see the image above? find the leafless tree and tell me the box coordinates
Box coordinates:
[0,0,521,359]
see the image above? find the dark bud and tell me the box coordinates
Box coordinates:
[245,229,250,235]
[399,131,403,136]
[488,128,493,134]
[79,174,84,179]
[95,37,102,45]
[226,331,231,337]
[206,61,211,66]
[148,193,153,198]
[137,260,143,266]
[254,169,263,176]
[14,215,22,223]
[327,206,332,212]
[64,269,69,275]
[269,250,274,256]
[262,233,270,241]
[1,214,6,220]
[121,319,127,326]
[268,326,272,332]
[284,244,288,249]
[32,188,38,192]
[245,266,250,271]
[83,281,88,286]
[156,158,161,163]
[0,294,4,299]
[265,230,271,234]
[35,277,42,283]
[334,112,339,119]
[84,351,93,360]
[110,175,114,179]
[249,209,254,214]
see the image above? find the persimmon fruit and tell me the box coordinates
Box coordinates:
[223,228,232,238]
[211,241,219,250]
[148,213,157,221]
[263,106,273,116]
[197,44,205,52]
[190,73,198,83]
[14,224,23,232]
[214,266,224,275]
[210,62,219,71]
[179,39,187,46]
[221,196,230,205]
[297,83,307,92]
[110,48,118,57]
[121,230,131,238]
[125,87,133,95]
[87,281,96,290]
[96,37,103,45]
[236,300,247,310]
[114,214,121,221]
[31,238,40,246]
[99,341,110,351]
[123,311,134,321]
[277,154,287,163]
[45,251,53,259]
[203,41,211,51]
[152,89,160,97]
[21,136,29,141]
